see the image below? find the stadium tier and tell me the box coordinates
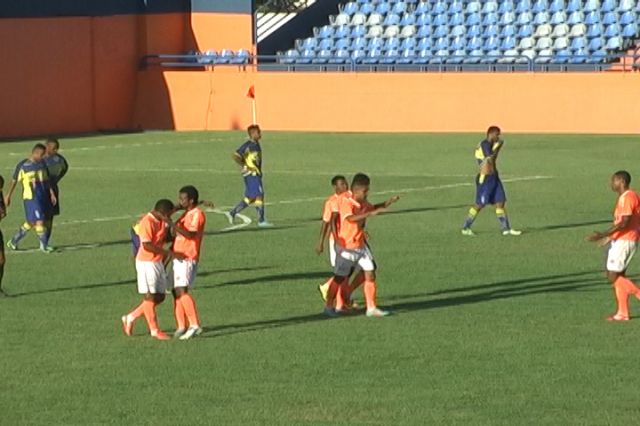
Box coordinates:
[276,0,640,65]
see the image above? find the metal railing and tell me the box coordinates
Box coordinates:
[141,53,640,72]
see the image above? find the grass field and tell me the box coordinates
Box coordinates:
[0,131,639,425]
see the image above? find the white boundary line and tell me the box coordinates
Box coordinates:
[7,209,252,255]
[4,139,225,156]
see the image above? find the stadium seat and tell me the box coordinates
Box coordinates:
[331,14,350,26]
[588,37,605,51]
[484,36,501,51]
[353,37,367,50]
[483,13,499,25]
[604,23,621,37]
[501,36,518,50]
[451,25,466,37]
[383,14,401,27]
[340,2,358,16]
[482,1,499,13]
[551,11,567,25]
[622,23,638,38]
[586,24,603,38]
[380,49,399,64]
[619,0,635,11]
[484,24,500,38]
[550,0,566,13]
[516,0,533,13]
[328,49,350,64]
[359,2,374,14]
[318,38,333,51]
[571,37,588,50]
[232,49,250,64]
[466,13,482,26]
[464,50,484,64]
[518,24,534,37]
[199,50,217,65]
[553,36,570,49]
[400,25,417,38]
[435,37,449,51]
[468,25,483,37]
[499,0,515,13]
[468,36,484,51]
[585,11,600,25]
[534,12,550,25]
[620,12,635,25]
[400,14,416,26]
[501,24,517,37]
[375,2,390,15]
[481,50,502,63]
[602,12,618,25]
[416,14,431,26]
[570,48,589,63]
[367,25,384,38]
[417,37,433,50]
[312,49,331,64]
[279,49,299,64]
[417,25,433,38]
[605,36,623,50]
[413,48,432,64]
[519,37,536,49]
[567,11,585,25]
[432,1,447,14]
[537,48,554,62]
[466,1,481,13]
[551,48,572,63]
[552,24,570,37]
[533,0,549,13]
[362,48,381,64]
[601,0,616,12]
[334,25,350,39]
[517,12,533,25]
[566,0,581,13]
[335,38,351,50]
[431,49,450,64]
[401,37,417,50]
[368,37,384,50]
[351,49,366,63]
[434,14,448,26]
[570,23,587,37]
[536,37,553,50]
[392,1,408,15]
[351,25,366,38]
[297,49,314,64]
[451,13,465,26]
[384,26,400,38]
[397,48,415,64]
[367,13,383,26]
[415,1,430,14]
[498,49,519,63]
[535,24,553,37]
[351,13,366,26]
[384,37,400,51]
[500,12,516,25]
[584,0,600,12]
[451,36,466,50]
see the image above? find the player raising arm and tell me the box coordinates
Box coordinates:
[461,126,521,236]
[587,171,640,321]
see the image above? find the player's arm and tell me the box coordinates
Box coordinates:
[373,195,400,210]
[171,222,200,239]
[232,152,245,167]
[49,188,57,206]
[588,215,632,242]
[57,157,69,182]
[346,207,385,224]
[316,220,330,255]
[4,180,17,207]
[141,241,184,260]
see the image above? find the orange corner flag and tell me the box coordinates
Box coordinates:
[246,85,255,99]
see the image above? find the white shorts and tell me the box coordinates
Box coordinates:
[329,235,337,267]
[334,245,376,277]
[136,260,168,294]
[171,259,198,288]
[607,240,638,273]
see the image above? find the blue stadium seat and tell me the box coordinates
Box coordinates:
[329,49,350,64]
[400,14,416,26]
[484,24,500,38]
[499,0,515,13]
[451,36,466,50]
[199,50,217,64]
[588,37,605,50]
[500,12,516,25]
[300,37,317,50]
[602,12,618,25]
[413,48,432,64]
[384,37,400,50]
[434,14,448,26]
[566,0,581,12]
[551,48,572,63]
[549,0,566,13]
[570,48,588,63]
[468,36,484,50]
[585,11,600,24]
[484,36,501,50]
[584,0,600,12]
[533,0,549,13]
[335,38,351,50]
[368,37,384,50]
[351,24,366,37]
[279,49,298,64]
[518,24,534,37]
[448,49,467,64]
[586,24,603,37]
[571,37,588,50]
[451,25,466,37]
[318,38,333,51]
[516,0,532,13]
[416,14,431,26]
[601,0,616,12]
[551,11,567,25]
[567,11,584,25]
[232,49,250,64]
[397,48,415,64]
[335,25,350,39]
[451,13,465,26]
[435,37,449,50]
[359,2,374,14]
[296,49,314,64]
[351,49,366,63]
[392,1,408,15]
[604,23,621,37]
[432,1,447,14]
[431,49,450,64]
[362,48,381,64]
[401,37,417,50]
[466,1,481,13]
[534,12,550,25]
[415,1,430,14]
[380,49,399,64]
[468,25,483,37]
[340,2,358,16]
[384,14,401,26]
[620,11,635,25]
[586,49,607,63]
[375,2,390,15]
[464,50,484,64]
[517,12,533,25]
[434,25,449,38]
[501,36,518,50]
[483,13,499,25]
[449,0,464,14]
[316,25,333,39]
[480,50,502,63]
[482,1,499,13]
[622,23,638,38]
[417,25,433,38]
[466,13,482,26]
[352,37,367,50]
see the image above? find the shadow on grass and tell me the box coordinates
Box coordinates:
[200,270,329,289]
[200,270,607,338]
[526,219,611,232]
[7,266,275,297]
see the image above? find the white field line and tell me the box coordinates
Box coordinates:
[4,139,224,156]
[5,175,550,255]
[8,209,251,255]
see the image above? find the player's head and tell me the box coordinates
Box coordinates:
[154,198,175,219]
[46,138,60,155]
[486,125,501,143]
[178,185,199,209]
[331,175,348,194]
[248,124,262,142]
[611,170,631,192]
[351,173,370,202]
[31,143,46,161]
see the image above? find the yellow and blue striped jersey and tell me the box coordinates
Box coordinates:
[44,153,69,187]
[12,159,52,201]
[474,139,502,166]
[236,140,262,176]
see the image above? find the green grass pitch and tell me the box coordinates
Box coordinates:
[0,131,639,425]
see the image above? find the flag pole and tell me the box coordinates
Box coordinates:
[252,98,257,124]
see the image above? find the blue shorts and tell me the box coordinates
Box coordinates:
[475,174,506,206]
[244,175,264,199]
[24,199,52,223]
[130,228,140,257]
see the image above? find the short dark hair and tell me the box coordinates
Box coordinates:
[32,143,46,152]
[46,138,60,148]
[247,124,261,133]
[179,185,199,204]
[487,126,501,135]
[331,175,347,186]
[351,173,370,189]
[155,199,175,214]
[614,170,632,187]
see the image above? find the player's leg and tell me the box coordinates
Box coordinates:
[34,219,54,253]
[606,241,639,321]
[359,253,389,317]
[494,179,521,236]
[253,176,272,227]
[462,175,488,235]
[0,230,6,296]
[173,259,202,340]
[47,188,59,240]
[324,251,355,316]
[8,202,36,249]
[318,236,337,301]
[123,260,170,339]
[227,175,255,224]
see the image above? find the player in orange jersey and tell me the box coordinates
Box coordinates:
[322,173,399,317]
[121,199,184,340]
[588,171,640,321]
[168,185,207,340]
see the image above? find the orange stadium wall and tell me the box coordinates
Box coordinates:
[134,71,640,134]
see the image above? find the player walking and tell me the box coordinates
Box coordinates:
[588,171,640,321]
[461,126,521,236]
[226,125,273,227]
[44,138,69,240]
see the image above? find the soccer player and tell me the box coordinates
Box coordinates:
[121,199,183,340]
[587,171,640,321]
[322,173,399,318]
[44,138,69,240]
[226,124,273,227]
[4,144,57,253]
[461,126,521,236]
[0,175,7,297]
[168,185,206,340]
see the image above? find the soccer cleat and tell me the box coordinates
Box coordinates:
[461,228,476,236]
[173,328,187,339]
[151,330,171,340]
[40,246,56,254]
[318,283,329,302]
[366,308,391,317]
[6,240,17,251]
[322,307,340,318]
[502,229,522,236]
[607,314,630,321]
[121,315,134,336]
[258,221,274,228]
[225,211,235,225]
[179,326,203,340]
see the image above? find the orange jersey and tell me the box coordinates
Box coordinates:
[173,207,206,261]
[136,212,168,262]
[337,194,373,250]
[611,190,640,241]
[322,192,348,238]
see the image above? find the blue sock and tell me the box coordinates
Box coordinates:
[230,200,249,216]
[496,208,510,231]
[256,204,265,223]
[35,224,49,248]
[462,207,479,229]
[11,223,31,245]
